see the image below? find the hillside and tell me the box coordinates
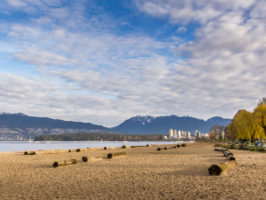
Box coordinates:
[0,113,231,139]
[0,113,107,140]
[111,115,231,135]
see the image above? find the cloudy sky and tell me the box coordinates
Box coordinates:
[0,0,265,127]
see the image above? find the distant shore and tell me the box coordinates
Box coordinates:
[0,140,190,152]
[0,142,265,199]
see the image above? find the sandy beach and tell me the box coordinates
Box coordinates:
[0,143,265,200]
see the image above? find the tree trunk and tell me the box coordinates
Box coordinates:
[107,152,126,159]
[223,150,233,157]
[24,151,36,155]
[208,160,237,175]
[53,159,77,168]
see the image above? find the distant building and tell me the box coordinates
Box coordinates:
[163,135,168,140]
[195,130,201,138]
[181,131,185,137]
[187,131,191,139]
[167,129,194,140]
[169,129,174,139]
[177,130,181,139]
[173,130,177,139]
[221,131,225,140]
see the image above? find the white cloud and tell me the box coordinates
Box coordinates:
[135,0,256,24]
[177,26,187,33]
[0,0,265,127]
[135,0,266,116]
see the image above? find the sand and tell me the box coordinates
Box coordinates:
[0,143,265,200]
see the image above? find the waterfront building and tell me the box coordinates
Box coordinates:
[187,131,191,139]
[173,130,177,139]
[169,129,174,139]
[195,130,201,138]
[177,130,181,139]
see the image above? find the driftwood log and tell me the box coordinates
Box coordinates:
[208,160,237,175]
[214,148,224,152]
[104,147,118,150]
[228,156,236,161]
[82,156,88,162]
[68,148,88,152]
[82,156,103,163]
[131,145,145,148]
[34,149,69,155]
[223,150,233,157]
[53,159,77,168]
[214,149,233,157]
[24,151,36,155]
[107,152,126,159]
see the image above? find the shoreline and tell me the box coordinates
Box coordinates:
[0,140,194,153]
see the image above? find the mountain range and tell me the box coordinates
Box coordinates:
[112,115,231,134]
[0,113,231,139]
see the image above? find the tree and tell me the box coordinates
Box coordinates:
[209,130,216,140]
[210,125,225,140]
[233,110,254,141]
[225,121,236,140]
[225,106,266,142]
[254,103,266,138]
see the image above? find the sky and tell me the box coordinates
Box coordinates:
[0,0,265,127]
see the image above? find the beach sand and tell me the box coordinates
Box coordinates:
[0,143,265,200]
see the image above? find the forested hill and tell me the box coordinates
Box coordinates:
[111,115,231,134]
[0,113,231,139]
[35,132,164,141]
[0,113,107,139]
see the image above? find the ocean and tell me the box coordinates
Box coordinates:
[0,140,186,152]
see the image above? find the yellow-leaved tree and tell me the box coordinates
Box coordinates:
[225,102,266,141]
[254,103,266,139]
[233,110,254,140]
[225,121,236,140]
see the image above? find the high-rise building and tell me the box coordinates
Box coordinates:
[177,130,181,139]
[187,131,191,139]
[169,129,174,139]
[221,131,225,140]
[195,130,201,138]
[174,130,177,139]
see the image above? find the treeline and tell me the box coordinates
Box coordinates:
[225,102,266,141]
[34,132,165,141]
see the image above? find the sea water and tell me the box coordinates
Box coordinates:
[0,141,186,152]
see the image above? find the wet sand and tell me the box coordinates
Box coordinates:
[0,143,265,200]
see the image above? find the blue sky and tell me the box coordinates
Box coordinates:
[0,0,265,127]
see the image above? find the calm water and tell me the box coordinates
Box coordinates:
[0,141,186,152]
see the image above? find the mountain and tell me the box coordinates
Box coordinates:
[205,116,231,127]
[0,113,107,140]
[0,113,231,140]
[111,115,231,135]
